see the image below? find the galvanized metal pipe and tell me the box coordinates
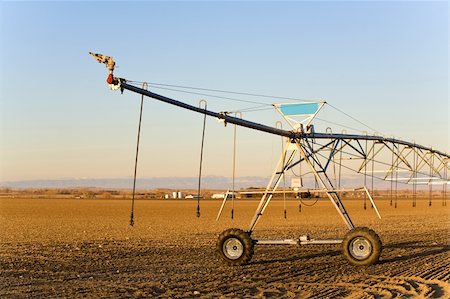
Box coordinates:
[120,81,449,158]
[254,239,343,245]
[121,81,294,138]
[120,81,450,189]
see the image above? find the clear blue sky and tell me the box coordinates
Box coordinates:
[0,1,448,182]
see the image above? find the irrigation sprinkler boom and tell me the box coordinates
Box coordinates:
[117,82,450,158]
[90,52,450,266]
[121,82,292,138]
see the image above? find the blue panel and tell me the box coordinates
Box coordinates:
[279,103,319,115]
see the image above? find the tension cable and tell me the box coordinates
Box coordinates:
[131,81,311,102]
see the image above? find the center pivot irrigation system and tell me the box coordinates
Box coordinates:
[90,52,449,266]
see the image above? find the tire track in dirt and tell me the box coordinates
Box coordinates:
[214,243,450,298]
[290,276,449,298]
[379,243,449,281]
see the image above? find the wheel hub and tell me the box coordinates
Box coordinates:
[349,237,372,260]
[223,237,244,260]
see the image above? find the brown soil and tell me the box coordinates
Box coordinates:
[1,198,449,298]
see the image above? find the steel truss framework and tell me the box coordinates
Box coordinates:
[293,135,450,188]
[244,135,449,235]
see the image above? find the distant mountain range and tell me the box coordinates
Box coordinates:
[0,174,397,190]
[0,176,270,190]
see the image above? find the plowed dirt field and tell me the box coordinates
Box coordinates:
[1,198,449,298]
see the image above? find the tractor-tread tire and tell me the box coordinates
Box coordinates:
[342,227,382,266]
[217,228,254,266]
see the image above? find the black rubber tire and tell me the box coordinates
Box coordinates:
[342,227,382,266]
[217,228,254,265]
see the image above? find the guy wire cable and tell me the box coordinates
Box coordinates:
[129,81,312,102]
[129,81,384,140]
